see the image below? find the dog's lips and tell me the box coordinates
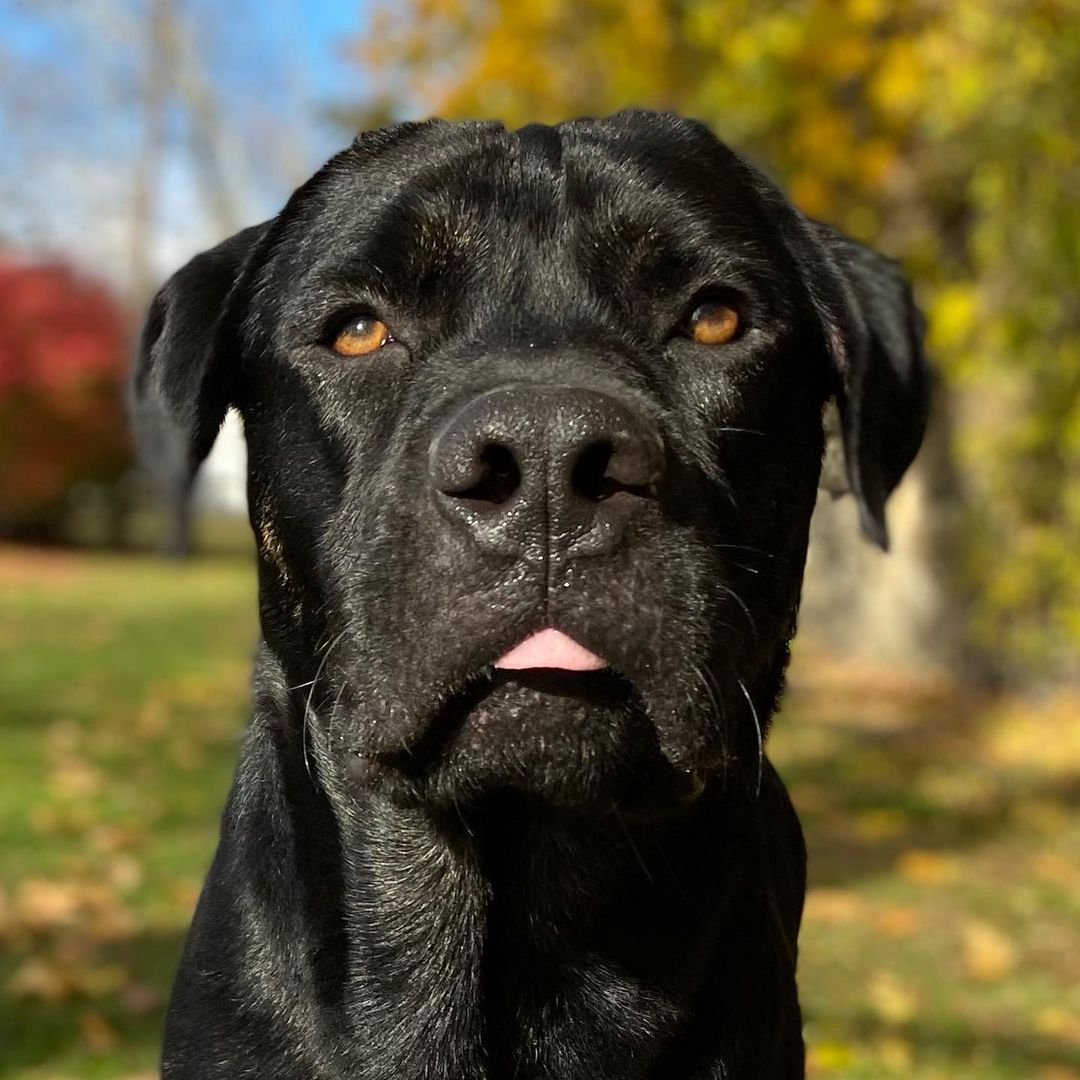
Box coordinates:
[493,628,608,671]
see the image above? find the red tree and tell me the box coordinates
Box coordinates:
[0,255,133,539]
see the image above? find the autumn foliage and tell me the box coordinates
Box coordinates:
[0,256,132,537]
[350,0,1080,675]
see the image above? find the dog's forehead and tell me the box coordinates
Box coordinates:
[268,114,790,299]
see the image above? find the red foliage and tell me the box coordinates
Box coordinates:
[0,255,133,533]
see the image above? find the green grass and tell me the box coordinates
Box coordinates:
[1,545,1078,1078]
[0,548,257,1078]
[771,661,1080,1078]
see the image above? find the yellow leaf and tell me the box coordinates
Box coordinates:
[1033,1005,1075,1038]
[807,1039,855,1072]
[7,957,74,1002]
[874,904,924,938]
[869,37,924,119]
[868,970,919,1024]
[49,755,105,799]
[1033,852,1080,890]
[876,1034,914,1070]
[930,284,979,352]
[79,1009,118,1053]
[107,854,144,893]
[15,879,83,929]
[789,173,832,217]
[962,920,1017,982]
[854,807,907,840]
[896,849,959,885]
[803,887,863,924]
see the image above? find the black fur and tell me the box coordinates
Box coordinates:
[131,110,929,1079]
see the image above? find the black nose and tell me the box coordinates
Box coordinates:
[429,384,664,558]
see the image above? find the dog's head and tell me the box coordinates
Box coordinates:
[132,112,928,810]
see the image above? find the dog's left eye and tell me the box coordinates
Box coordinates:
[331,316,393,357]
[687,298,741,346]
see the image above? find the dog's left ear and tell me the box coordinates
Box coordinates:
[803,221,931,550]
[129,221,269,485]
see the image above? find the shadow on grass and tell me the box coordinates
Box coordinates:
[805,1010,1080,1071]
[773,683,1080,889]
[1,927,183,1074]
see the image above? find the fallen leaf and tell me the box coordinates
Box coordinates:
[79,1009,118,1053]
[867,970,919,1024]
[803,888,864,924]
[875,1034,914,1070]
[962,919,1018,982]
[16,879,83,929]
[806,1039,855,1072]
[1032,1005,1080,1043]
[7,957,74,1001]
[107,854,144,892]
[874,904,924,938]
[50,756,105,799]
[896,849,959,886]
[853,807,907,840]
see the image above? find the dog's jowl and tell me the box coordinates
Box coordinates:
[131,110,928,1079]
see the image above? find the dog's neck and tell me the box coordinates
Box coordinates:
[191,644,802,1079]
[339,791,750,1075]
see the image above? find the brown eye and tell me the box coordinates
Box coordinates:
[689,299,740,345]
[332,316,392,356]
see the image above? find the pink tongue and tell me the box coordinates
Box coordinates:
[494,628,608,671]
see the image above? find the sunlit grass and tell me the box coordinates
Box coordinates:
[771,658,1080,1079]
[0,547,256,1078]
[1,546,1078,1078]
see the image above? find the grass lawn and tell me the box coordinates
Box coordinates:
[1,545,1078,1078]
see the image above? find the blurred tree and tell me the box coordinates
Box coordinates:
[0,257,132,542]
[3,0,322,555]
[343,0,1080,679]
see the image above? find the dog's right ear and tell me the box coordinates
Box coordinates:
[129,221,268,482]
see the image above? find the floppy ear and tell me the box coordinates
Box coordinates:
[129,221,268,485]
[803,221,931,550]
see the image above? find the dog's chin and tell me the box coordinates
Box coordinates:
[355,669,699,812]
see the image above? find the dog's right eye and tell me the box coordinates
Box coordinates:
[687,298,741,346]
[331,315,393,357]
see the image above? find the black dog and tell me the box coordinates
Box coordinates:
[132,110,928,1079]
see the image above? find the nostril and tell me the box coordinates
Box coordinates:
[573,441,614,501]
[572,440,657,502]
[444,442,521,506]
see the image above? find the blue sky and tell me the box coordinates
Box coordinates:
[0,0,388,287]
[276,0,376,110]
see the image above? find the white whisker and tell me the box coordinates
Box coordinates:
[301,629,348,789]
[736,675,763,799]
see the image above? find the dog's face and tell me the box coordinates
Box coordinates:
[133,112,927,810]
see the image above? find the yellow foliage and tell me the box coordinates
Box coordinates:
[869,38,925,120]
[350,0,1080,673]
[929,285,978,354]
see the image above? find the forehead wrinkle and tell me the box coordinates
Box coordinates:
[558,144,793,322]
[269,116,792,349]
[569,151,772,260]
[273,124,515,279]
[367,141,570,289]
[563,117,785,244]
